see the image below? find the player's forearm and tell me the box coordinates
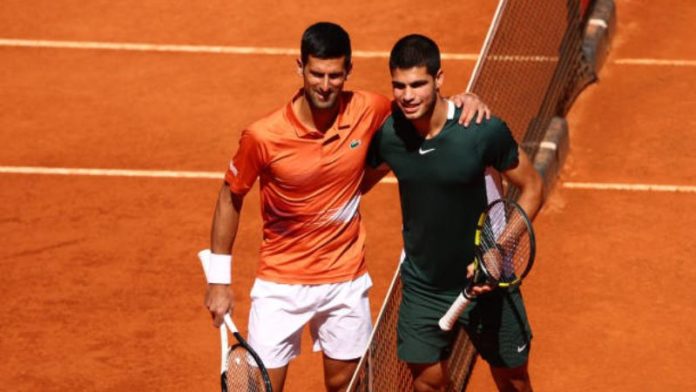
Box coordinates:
[205,185,239,326]
[210,183,244,254]
[515,171,543,221]
[360,164,391,194]
[505,151,543,220]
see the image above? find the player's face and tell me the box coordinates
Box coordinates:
[391,66,442,120]
[299,55,351,110]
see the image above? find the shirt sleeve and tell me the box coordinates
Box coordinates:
[369,94,392,131]
[225,129,266,196]
[481,117,519,172]
[366,127,385,168]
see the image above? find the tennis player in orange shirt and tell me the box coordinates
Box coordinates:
[202,22,490,392]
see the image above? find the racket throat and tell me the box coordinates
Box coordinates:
[462,288,478,301]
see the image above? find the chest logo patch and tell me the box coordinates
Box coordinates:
[418,147,436,155]
[349,139,361,149]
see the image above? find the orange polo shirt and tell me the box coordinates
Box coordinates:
[225,89,391,284]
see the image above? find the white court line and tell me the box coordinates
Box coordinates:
[0,38,301,56]
[0,165,393,183]
[0,38,696,67]
[563,181,696,193]
[0,166,222,179]
[386,178,696,192]
[1,166,694,193]
[5,38,695,66]
[0,38,476,61]
[613,58,696,67]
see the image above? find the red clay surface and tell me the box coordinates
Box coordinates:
[1,0,694,390]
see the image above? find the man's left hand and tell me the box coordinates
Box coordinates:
[450,92,491,127]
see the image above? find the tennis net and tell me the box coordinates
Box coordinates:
[348,1,595,390]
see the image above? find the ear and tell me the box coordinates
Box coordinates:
[296,58,304,77]
[345,62,353,80]
[435,69,444,90]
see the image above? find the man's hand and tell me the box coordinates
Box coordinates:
[205,284,234,327]
[450,92,491,127]
[465,261,494,297]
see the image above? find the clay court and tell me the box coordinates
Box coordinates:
[1,0,694,390]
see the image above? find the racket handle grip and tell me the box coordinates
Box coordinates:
[439,292,472,331]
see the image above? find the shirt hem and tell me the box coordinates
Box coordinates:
[255,269,369,285]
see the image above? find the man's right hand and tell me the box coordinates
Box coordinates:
[466,262,494,297]
[205,284,234,327]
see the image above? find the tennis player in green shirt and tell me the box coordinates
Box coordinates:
[365,34,543,392]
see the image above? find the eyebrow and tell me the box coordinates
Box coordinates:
[392,79,429,87]
[309,70,345,78]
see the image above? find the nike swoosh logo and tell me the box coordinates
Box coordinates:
[517,344,527,353]
[418,147,436,155]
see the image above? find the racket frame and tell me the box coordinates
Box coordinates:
[475,199,536,288]
[220,314,273,392]
[438,199,536,331]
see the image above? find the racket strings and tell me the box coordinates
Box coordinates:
[479,205,532,284]
[226,346,267,392]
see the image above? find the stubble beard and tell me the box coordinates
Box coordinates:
[306,89,339,111]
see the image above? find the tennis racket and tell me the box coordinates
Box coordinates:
[198,250,273,392]
[219,314,273,392]
[438,199,536,331]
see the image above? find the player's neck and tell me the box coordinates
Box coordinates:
[293,95,339,133]
[412,96,448,140]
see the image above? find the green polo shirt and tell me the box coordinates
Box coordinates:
[367,102,519,291]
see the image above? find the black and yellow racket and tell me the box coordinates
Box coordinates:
[439,198,536,331]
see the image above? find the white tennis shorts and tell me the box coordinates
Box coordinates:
[247,273,373,368]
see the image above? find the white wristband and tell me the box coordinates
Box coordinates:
[208,253,232,284]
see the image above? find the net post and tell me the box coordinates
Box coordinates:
[533,116,569,198]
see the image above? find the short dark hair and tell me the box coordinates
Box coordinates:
[389,34,441,77]
[301,22,352,68]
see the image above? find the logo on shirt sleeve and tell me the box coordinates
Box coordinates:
[228,161,239,176]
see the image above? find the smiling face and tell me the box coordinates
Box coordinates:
[299,55,351,110]
[391,65,443,120]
